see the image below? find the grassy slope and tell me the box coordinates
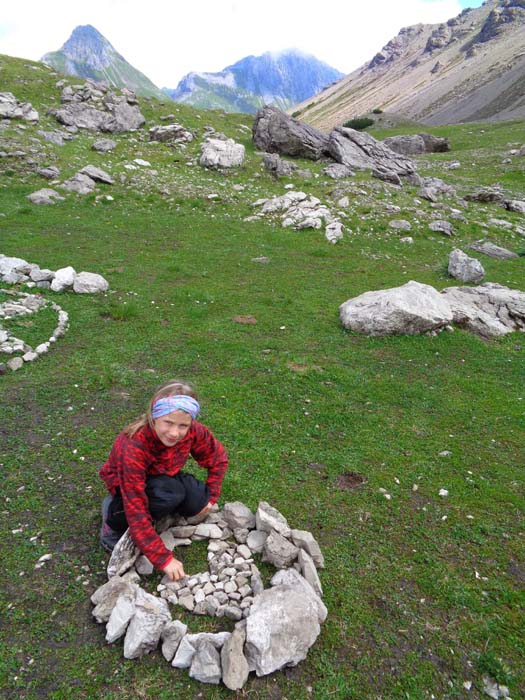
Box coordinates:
[0,54,524,700]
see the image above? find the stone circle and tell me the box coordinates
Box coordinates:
[91,500,326,690]
[0,288,69,371]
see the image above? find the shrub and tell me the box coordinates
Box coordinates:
[372,108,383,114]
[342,117,374,130]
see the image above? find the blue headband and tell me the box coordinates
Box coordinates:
[151,395,200,420]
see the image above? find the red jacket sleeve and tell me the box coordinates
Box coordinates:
[111,435,174,571]
[190,422,228,504]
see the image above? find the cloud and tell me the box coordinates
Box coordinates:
[0,0,469,88]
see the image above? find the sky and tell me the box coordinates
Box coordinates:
[0,0,485,89]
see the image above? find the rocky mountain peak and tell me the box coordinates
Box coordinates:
[58,25,118,71]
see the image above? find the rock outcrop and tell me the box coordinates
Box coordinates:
[252,106,329,160]
[49,80,145,133]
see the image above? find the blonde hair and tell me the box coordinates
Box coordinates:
[124,379,198,437]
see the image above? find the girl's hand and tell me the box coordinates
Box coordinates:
[162,557,185,581]
[194,501,213,518]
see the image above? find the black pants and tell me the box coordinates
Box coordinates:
[106,473,210,533]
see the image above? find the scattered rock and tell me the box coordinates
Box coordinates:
[448,249,485,283]
[149,124,193,145]
[79,165,114,184]
[468,240,518,260]
[27,188,65,205]
[92,138,117,153]
[61,172,96,194]
[200,138,245,169]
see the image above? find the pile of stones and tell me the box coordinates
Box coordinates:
[0,92,39,122]
[0,288,68,372]
[247,190,344,243]
[48,80,145,134]
[91,501,326,690]
[0,254,109,293]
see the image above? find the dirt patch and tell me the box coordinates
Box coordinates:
[508,560,525,583]
[334,471,367,490]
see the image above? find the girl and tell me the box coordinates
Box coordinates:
[99,380,228,581]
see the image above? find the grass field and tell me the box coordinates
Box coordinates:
[0,54,524,700]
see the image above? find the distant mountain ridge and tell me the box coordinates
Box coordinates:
[293,0,525,129]
[41,25,166,100]
[163,50,344,114]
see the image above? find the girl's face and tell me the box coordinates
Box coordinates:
[153,409,192,447]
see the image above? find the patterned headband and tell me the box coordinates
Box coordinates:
[151,395,200,420]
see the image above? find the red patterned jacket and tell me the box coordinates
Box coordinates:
[100,421,228,570]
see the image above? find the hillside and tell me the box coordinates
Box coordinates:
[293,0,525,130]
[0,52,524,700]
[41,24,166,101]
[163,49,343,113]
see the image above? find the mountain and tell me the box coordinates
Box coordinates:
[163,49,344,114]
[41,25,166,101]
[292,0,525,129]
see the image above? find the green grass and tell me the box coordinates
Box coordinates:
[0,53,524,700]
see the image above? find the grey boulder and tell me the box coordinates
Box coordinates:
[199,138,245,168]
[469,240,518,260]
[221,622,249,691]
[327,127,416,176]
[72,271,109,294]
[189,640,222,684]
[340,280,454,336]
[262,531,299,569]
[27,188,64,205]
[222,501,256,530]
[448,249,485,283]
[79,165,114,184]
[245,585,321,676]
[123,588,171,659]
[252,106,328,160]
[255,501,291,537]
[441,283,525,338]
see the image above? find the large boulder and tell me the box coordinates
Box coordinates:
[327,127,416,176]
[339,280,453,336]
[244,585,321,676]
[441,283,525,338]
[73,271,109,294]
[448,249,485,283]
[383,134,426,156]
[252,106,329,160]
[199,138,245,168]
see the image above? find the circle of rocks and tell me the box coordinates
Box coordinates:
[91,500,327,690]
[0,288,69,372]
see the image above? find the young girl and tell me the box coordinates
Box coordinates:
[99,380,228,582]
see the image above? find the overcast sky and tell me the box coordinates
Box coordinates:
[1,0,484,88]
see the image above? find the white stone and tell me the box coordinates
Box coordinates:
[448,249,485,284]
[255,501,291,537]
[73,271,109,294]
[50,266,76,292]
[245,585,321,676]
[161,620,187,662]
[123,588,171,659]
[200,138,245,169]
[340,281,454,336]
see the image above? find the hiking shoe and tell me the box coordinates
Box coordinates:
[100,495,124,552]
